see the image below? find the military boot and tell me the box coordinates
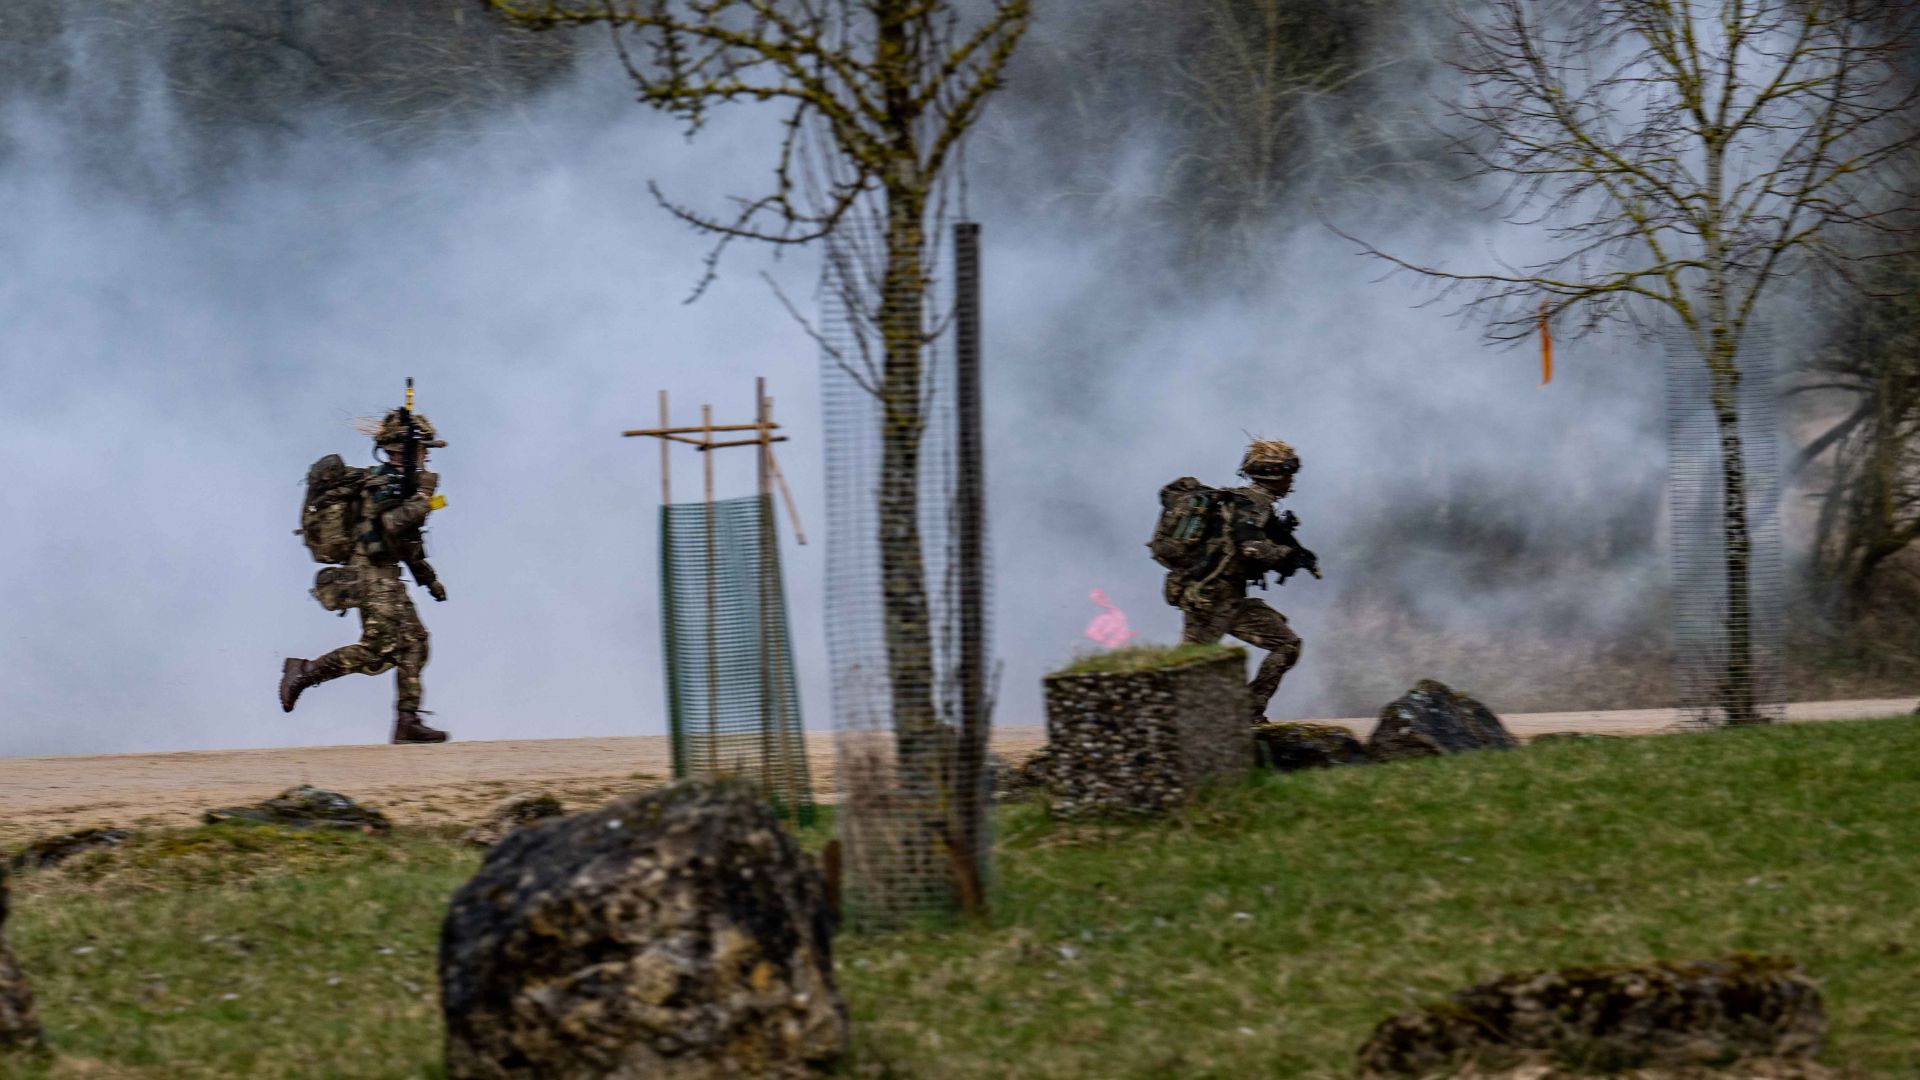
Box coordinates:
[391,710,449,744]
[279,655,346,713]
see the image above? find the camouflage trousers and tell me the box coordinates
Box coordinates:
[1179,594,1301,721]
[316,562,429,712]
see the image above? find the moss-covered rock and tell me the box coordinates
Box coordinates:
[1357,955,1824,1077]
[1529,732,1622,747]
[462,793,565,848]
[203,785,391,833]
[1252,722,1372,771]
[440,778,846,1079]
[992,748,1057,799]
[8,827,132,870]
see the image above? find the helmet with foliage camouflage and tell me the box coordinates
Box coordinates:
[1239,438,1299,480]
[372,408,447,449]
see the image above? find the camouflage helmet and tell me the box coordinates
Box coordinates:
[373,408,447,449]
[1239,438,1299,480]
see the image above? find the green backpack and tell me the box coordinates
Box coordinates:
[1147,477,1226,572]
[296,454,366,565]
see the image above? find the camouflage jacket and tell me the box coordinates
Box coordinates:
[357,466,440,567]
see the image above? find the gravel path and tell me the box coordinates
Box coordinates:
[1,698,1909,840]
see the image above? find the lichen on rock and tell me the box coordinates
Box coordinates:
[439,777,846,1080]
[461,792,565,848]
[1357,955,1825,1078]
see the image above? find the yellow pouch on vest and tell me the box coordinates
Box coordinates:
[427,494,447,511]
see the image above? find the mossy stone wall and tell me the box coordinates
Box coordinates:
[1040,649,1250,818]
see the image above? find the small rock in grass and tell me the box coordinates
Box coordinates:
[8,827,132,870]
[462,792,566,848]
[1369,680,1517,762]
[996,747,1059,799]
[0,865,45,1052]
[1252,722,1372,770]
[1528,731,1620,746]
[1357,955,1823,1077]
[203,785,391,833]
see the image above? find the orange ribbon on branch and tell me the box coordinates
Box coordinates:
[1538,297,1553,386]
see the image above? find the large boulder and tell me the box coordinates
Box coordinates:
[440,778,846,1080]
[203,785,391,832]
[1357,956,1824,1077]
[1369,680,1517,761]
[0,866,44,1052]
[462,792,566,848]
[1253,722,1372,771]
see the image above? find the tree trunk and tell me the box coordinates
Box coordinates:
[1700,131,1764,726]
[1709,333,1763,725]
[876,179,955,892]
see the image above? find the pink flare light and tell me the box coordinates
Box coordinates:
[1084,587,1138,649]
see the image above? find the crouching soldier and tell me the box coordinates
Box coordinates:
[1148,439,1319,722]
[280,391,451,744]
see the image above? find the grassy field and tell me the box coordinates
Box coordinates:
[5,717,1919,1078]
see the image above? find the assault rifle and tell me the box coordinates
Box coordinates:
[384,377,447,601]
[1267,509,1321,582]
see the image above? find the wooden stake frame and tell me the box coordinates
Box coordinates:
[624,380,810,809]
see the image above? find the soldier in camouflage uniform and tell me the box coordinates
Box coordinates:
[279,409,450,744]
[1152,439,1317,723]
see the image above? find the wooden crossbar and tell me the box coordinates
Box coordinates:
[622,421,781,438]
[624,382,806,545]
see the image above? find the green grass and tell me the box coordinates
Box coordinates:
[1051,642,1243,676]
[6,718,1920,1078]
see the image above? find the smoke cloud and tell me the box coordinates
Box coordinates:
[1,7,1678,756]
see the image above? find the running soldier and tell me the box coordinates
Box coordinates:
[1149,439,1318,722]
[279,392,451,744]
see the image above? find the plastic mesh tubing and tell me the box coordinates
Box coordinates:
[659,495,814,817]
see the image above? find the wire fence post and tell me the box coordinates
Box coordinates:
[822,216,993,926]
[1665,324,1786,727]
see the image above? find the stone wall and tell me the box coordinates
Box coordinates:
[1041,649,1251,817]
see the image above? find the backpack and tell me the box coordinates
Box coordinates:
[1147,476,1227,572]
[297,454,366,565]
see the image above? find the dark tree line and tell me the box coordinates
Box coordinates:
[0,0,574,191]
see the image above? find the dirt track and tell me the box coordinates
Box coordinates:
[1,698,1910,842]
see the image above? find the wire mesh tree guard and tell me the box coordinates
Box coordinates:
[821,219,993,926]
[1665,325,1786,727]
[624,381,815,821]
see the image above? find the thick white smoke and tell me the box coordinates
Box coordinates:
[0,9,1676,756]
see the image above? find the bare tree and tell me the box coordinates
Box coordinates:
[1794,255,1920,603]
[484,0,1029,911]
[999,0,1439,276]
[1153,0,1436,268]
[1343,0,1920,724]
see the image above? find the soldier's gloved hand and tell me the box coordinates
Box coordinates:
[428,581,448,602]
[1240,540,1292,564]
